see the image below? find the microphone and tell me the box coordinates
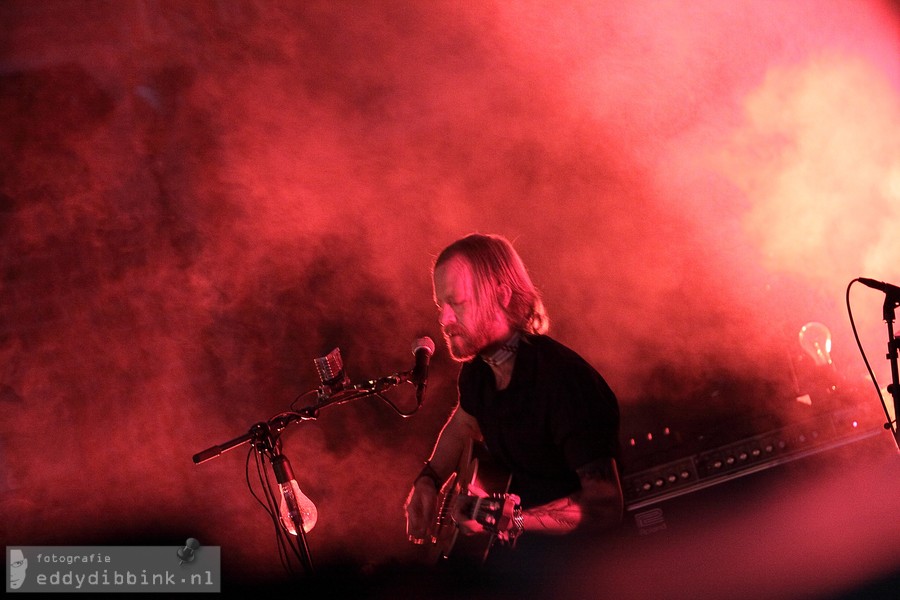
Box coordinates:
[411,336,435,405]
[859,278,900,300]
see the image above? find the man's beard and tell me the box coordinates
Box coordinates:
[442,323,492,362]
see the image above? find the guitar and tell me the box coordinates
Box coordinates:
[425,439,522,566]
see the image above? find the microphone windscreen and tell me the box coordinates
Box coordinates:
[412,336,435,357]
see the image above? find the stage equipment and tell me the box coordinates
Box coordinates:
[799,321,833,367]
[192,337,435,576]
[849,278,900,450]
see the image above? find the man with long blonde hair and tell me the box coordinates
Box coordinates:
[404,233,623,574]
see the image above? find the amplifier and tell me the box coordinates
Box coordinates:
[622,406,885,535]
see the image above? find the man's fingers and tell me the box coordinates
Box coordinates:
[467,482,488,498]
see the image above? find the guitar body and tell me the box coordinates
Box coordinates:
[426,439,513,566]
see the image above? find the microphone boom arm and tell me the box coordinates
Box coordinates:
[193,363,422,465]
[190,343,435,578]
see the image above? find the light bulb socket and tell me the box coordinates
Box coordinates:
[272,455,294,484]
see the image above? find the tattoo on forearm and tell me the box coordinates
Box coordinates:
[521,460,622,533]
[527,498,580,531]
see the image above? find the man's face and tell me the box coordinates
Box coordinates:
[9,549,27,589]
[433,256,505,361]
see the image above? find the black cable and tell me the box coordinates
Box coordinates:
[246,447,294,576]
[846,278,895,432]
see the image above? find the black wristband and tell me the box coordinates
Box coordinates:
[416,461,443,489]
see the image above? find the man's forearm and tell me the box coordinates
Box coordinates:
[421,405,482,481]
[520,458,624,535]
[521,496,583,534]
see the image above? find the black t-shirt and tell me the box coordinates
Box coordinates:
[458,334,620,508]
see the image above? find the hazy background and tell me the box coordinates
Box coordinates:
[2,0,898,596]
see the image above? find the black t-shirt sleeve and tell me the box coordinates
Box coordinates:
[550,354,621,469]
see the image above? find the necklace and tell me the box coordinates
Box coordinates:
[482,331,521,366]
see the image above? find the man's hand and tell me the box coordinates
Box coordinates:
[404,478,438,544]
[451,482,488,536]
[452,485,523,545]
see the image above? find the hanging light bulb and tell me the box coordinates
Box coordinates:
[273,455,318,535]
[798,321,833,367]
[279,480,318,535]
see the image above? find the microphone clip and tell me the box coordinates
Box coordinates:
[314,347,351,399]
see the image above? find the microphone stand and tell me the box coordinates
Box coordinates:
[880,295,900,450]
[254,419,316,575]
[191,366,422,577]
